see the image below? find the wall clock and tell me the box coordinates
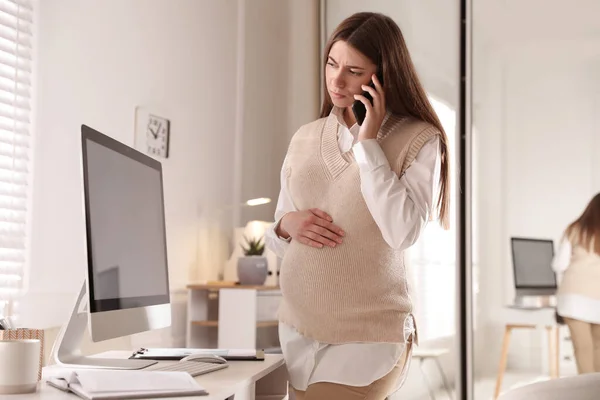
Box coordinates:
[134,106,171,159]
[146,114,170,158]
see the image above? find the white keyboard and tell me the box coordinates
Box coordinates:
[145,360,228,377]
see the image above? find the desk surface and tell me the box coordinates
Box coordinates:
[17,352,285,400]
[497,306,557,326]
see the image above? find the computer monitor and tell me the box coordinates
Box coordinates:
[52,125,171,369]
[511,237,557,299]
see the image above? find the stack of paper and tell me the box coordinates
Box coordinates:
[46,369,207,399]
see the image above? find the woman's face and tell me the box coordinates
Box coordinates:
[325,40,377,109]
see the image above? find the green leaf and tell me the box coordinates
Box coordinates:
[241,234,265,256]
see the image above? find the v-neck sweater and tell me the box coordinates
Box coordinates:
[277,112,440,344]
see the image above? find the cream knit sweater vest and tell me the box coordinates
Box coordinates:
[558,234,600,301]
[278,112,440,345]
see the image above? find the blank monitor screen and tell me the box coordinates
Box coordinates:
[82,126,170,313]
[511,237,557,288]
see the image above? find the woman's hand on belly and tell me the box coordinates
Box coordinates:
[280,208,345,249]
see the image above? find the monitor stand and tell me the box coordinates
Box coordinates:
[51,280,157,369]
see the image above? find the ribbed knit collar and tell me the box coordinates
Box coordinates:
[321,107,400,179]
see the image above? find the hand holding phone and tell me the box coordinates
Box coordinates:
[352,72,384,126]
[352,73,386,141]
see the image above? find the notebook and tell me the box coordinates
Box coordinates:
[46,369,208,399]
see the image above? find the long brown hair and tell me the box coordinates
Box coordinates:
[565,193,600,255]
[320,12,451,229]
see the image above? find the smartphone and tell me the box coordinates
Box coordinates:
[352,71,384,126]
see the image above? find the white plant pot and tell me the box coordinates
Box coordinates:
[237,256,268,285]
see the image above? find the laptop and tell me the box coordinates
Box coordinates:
[510,237,557,308]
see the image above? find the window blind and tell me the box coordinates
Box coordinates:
[407,95,457,342]
[0,0,34,323]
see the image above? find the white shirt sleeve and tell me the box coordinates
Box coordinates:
[353,136,441,250]
[265,156,296,259]
[552,237,572,273]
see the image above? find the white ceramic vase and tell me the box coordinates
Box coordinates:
[237,256,268,285]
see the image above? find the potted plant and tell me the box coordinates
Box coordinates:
[237,235,268,285]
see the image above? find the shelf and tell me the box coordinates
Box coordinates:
[257,321,279,328]
[191,320,279,328]
[187,284,283,348]
[191,320,219,327]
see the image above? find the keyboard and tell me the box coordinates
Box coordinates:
[144,360,228,377]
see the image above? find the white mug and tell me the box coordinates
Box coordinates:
[0,339,41,394]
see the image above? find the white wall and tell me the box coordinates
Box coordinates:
[240,0,320,225]
[473,0,600,376]
[471,37,508,378]
[23,0,319,348]
[26,0,234,330]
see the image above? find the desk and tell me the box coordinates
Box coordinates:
[494,307,560,399]
[21,351,288,400]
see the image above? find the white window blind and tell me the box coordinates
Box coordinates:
[408,95,457,342]
[0,0,34,323]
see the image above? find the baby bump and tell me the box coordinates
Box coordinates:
[278,241,398,312]
[279,243,338,308]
